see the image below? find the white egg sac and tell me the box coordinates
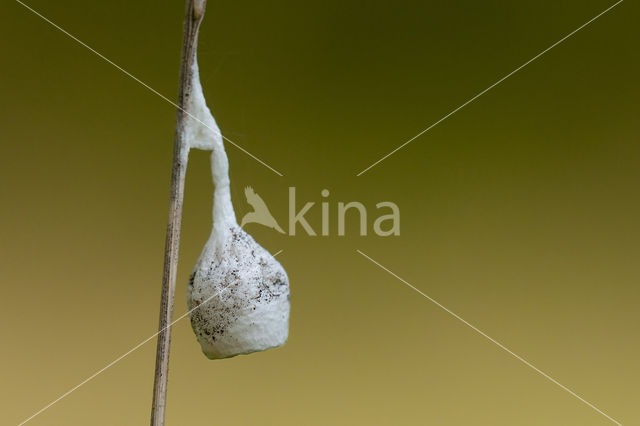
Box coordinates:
[187,225,289,359]
[184,53,290,359]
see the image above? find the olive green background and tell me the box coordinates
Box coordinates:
[1,0,638,425]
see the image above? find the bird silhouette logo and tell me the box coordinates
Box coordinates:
[240,186,285,234]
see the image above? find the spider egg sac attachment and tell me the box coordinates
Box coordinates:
[183,56,290,360]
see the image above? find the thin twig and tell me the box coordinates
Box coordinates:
[150,1,207,425]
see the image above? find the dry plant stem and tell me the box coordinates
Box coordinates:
[151,1,207,425]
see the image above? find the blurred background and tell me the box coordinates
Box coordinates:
[1,0,638,424]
